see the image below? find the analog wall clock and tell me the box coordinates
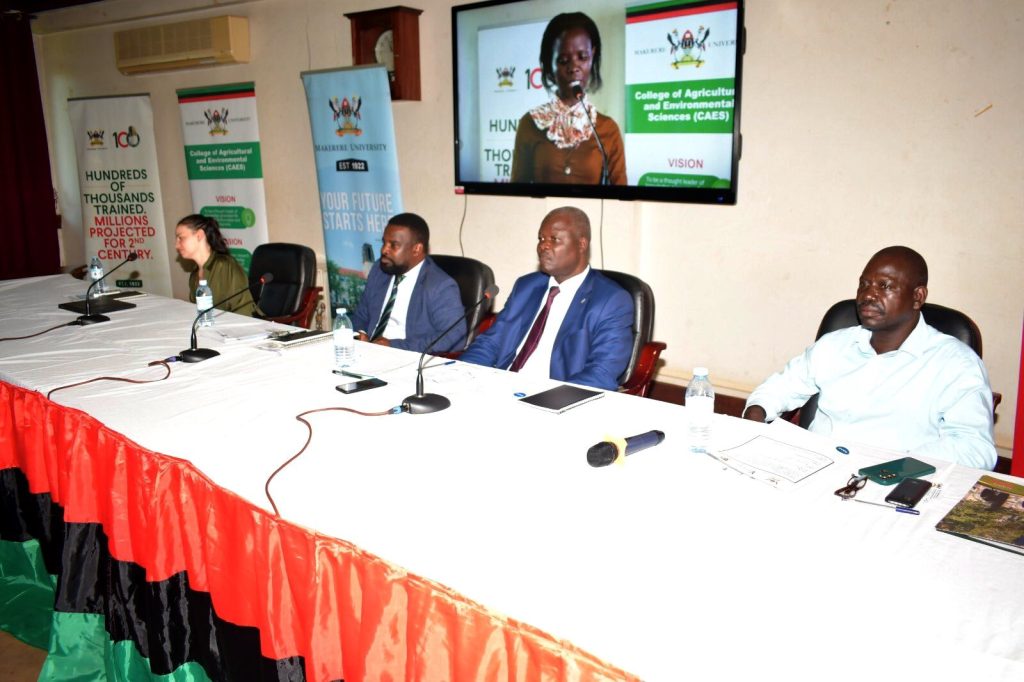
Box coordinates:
[345,7,422,101]
[374,29,395,75]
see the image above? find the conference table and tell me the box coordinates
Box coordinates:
[1,274,1022,681]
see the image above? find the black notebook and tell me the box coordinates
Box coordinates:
[59,290,144,315]
[270,329,332,347]
[58,297,137,315]
[518,384,604,414]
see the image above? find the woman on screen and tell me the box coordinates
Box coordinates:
[174,214,256,316]
[511,12,626,186]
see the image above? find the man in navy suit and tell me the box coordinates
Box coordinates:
[460,207,633,390]
[351,213,466,353]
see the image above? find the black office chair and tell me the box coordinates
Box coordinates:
[432,254,497,349]
[598,270,667,397]
[796,299,993,427]
[249,243,322,329]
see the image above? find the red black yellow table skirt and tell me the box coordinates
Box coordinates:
[0,381,636,681]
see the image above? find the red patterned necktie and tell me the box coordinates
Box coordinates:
[509,285,560,372]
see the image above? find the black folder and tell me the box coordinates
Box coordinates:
[518,384,604,414]
[58,296,137,315]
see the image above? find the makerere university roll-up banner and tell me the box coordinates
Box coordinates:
[624,1,739,188]
[176,82,268,274]
[301,65,403,313]
[68,94,172,296]
[474,20,548,183]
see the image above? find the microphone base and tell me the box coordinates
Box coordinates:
[179,347,221,363]
[402,392,451,415]
[71,313,110,326]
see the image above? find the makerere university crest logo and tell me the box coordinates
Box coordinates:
[329,95,363,136]
[667,26,710,68]
[204,108,229,135]
[496,66,515,88]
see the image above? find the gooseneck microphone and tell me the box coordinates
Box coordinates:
[71,252,139,326]
[587,430,665,467]
[178,273,272,363]
[571,81,610,186]
[402,284,499,415]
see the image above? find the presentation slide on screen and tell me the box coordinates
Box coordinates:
[455,0,739,188]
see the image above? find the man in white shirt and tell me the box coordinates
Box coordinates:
[459,207,633,391]
[743,246,997,470]
[351,213,466,353]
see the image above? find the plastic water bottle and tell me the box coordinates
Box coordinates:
[195,279,214,327]
[686,367,715,453]
[333,307,355,368]
[88,256,107,297]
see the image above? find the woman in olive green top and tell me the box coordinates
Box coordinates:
[174,214,257,316]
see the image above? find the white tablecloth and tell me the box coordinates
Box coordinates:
[3,275,1023,680]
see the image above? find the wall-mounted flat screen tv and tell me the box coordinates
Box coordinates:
[452,0,744,204]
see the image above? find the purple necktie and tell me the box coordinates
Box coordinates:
[509,285,560,372]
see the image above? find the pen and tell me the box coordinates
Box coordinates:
[852,498,920,515]
[333,369,371,379]
[422,359,456,371]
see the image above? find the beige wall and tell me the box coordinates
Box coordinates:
[34,0,1024,452]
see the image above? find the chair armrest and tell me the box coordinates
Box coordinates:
[619,341,666,397]
[257,286,322,329]
[475,312,496,336]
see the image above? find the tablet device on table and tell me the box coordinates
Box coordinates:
[518,384,603,414]
[58,297,137,315]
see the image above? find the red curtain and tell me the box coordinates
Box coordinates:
[0,12,60,280]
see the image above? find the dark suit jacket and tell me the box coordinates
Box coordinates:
[460,269,633,390]
[351,257,466,353]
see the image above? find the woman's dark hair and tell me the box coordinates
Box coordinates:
[178,214,229,255]
[539,12,603,94]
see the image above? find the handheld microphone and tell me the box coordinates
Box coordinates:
[178,272,272,363]
[587,430,665,467]
[569,80,610,186]
[71,252,139,325]
[402,284,499,414]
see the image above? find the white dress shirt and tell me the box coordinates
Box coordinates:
[377,259,424,341]
[514,266,590,380]
[745,314,997,470]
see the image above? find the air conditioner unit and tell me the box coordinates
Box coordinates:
[115,15,250,75]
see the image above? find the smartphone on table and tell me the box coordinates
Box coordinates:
[884,478,933,509]
[336,378,387,394]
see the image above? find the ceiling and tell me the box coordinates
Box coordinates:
[1,1,103,13]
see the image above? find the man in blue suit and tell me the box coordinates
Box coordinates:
[460,207,633,390]
[351,213,466,353]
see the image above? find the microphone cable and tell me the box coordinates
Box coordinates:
[1,321,76,341]
[45,359,174,400]
[457,190,469,256]
[264,404,403,516]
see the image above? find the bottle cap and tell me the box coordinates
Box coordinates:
[199,279,208,285]
[336,307,346,314]
[693,367,709,377]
